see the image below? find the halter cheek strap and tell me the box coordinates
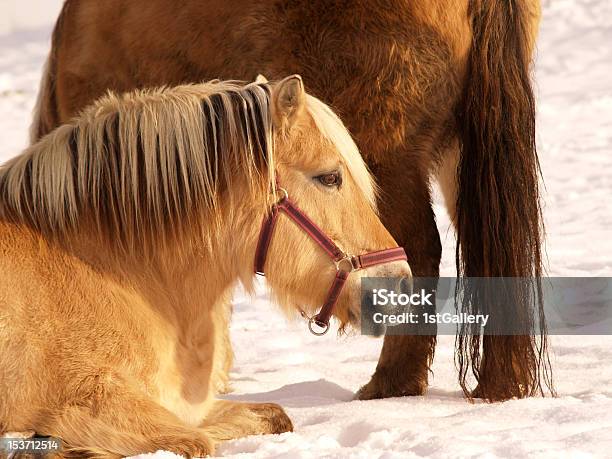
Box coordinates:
[254,188,409,335]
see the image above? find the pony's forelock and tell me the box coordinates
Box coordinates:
[305,96,378,208]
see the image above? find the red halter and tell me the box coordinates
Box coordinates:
[254,186,409,335]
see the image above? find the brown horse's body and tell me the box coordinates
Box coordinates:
[33,0,550,401]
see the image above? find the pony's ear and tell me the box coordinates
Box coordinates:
[272,75,305,129]
[255,74,268,83]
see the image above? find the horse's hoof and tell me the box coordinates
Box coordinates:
[251,403,293,434]
[355,372,427,400]
[469,383,527,402]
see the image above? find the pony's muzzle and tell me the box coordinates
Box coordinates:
[364,260,413,318]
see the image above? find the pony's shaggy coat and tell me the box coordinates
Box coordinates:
[0,78,410,456]
[30,0,551,401]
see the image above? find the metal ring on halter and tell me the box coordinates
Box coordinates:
[275,187,289,202]
[308,317,330,336]
[334,254,357,273]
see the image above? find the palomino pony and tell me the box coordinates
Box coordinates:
[32,0,552,401]
[0,77,411,456]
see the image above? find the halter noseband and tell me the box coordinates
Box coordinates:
[254,186,409,335]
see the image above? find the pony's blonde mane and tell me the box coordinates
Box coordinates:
[0,81,274,253]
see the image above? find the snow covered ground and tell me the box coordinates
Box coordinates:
[1,1,611,457]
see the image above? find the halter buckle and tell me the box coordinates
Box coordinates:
[334,254,357,273]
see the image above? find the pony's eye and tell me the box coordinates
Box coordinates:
[316,172,342,188]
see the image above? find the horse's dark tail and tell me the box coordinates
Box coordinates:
[454,0,554,401]
[30,0,72,143]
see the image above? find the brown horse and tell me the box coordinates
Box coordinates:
[0,76,412,456]
[32,0,552,401]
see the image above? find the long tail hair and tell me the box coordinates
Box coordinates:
[455,0,554,401]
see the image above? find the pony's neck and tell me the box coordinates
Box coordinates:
[135,244,236,336]
[65,202,263,335]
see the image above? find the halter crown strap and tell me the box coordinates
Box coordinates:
[254,190,408,335]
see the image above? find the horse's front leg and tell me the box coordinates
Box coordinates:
[210,293,234,395]
[356,154,441,400]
